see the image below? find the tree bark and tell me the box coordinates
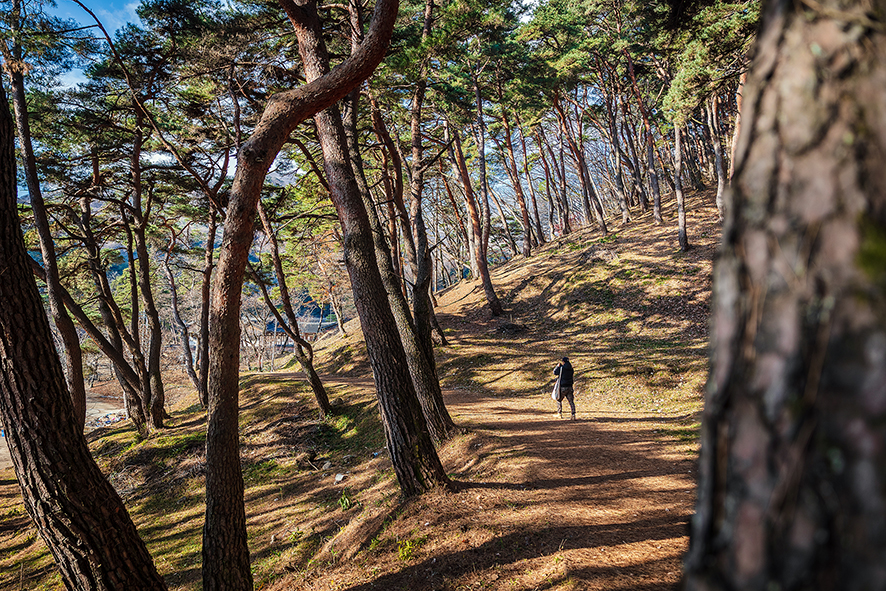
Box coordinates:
[674,123,689,252]
[727,70,747,184]
[201,0,401,587]
[706,94,727,221]
[684,2,886,589]
[0,74,167,591]
[515,113,546,244]
[163,236,200,393]
[498,104,533,257]
[449,122,504,316]
[281,0,450,489]
[9,65,87,429]
[256,200,331,416]
[197,207,216,408]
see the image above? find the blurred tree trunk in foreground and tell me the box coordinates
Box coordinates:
[685,1,886,589]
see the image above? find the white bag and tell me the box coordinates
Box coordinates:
[551,375,562,401]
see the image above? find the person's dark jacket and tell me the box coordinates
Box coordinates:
[554,360,574,387]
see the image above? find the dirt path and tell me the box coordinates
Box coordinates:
[441,387,694,590]
[294,371,696,591]
[299,204,714,590]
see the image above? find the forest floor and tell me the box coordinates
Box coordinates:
[0,189,719,590]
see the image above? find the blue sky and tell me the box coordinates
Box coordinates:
[50,0,141,34]
[48,1,141,86]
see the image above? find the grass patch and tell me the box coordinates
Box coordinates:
[151,432,207,459]
[243,459,286,485]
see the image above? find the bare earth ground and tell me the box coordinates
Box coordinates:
[0,191,716,590]
[294,383,697,591]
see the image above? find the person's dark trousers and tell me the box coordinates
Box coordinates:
[557,386,575,419]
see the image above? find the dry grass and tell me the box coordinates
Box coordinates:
[0,189,718,590]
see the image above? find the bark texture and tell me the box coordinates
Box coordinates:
[10,66,87,428]
[684,1,886,589]
[674,123,689,252]
[0,77,167,591]
[256,201,331,417]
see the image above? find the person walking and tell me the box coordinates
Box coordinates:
[553,357,575,420]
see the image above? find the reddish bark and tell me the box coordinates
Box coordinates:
[0,74,167,591]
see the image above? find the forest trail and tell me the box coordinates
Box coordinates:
[0,193,715,590]
[441,385,693,590]
[297,358,697,590]
[295,195,715,590]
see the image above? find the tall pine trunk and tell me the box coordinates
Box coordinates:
[197,207,216,408]
[201,0,400,586]
[674,123,689,252]
[515,113,546,244]
[361,88,455,440]
[282,0,450,487]
[130,119,165,430]
[256,201,331,416]
[499,105,533,257]
[706,94,727,222]
[450,124,504,316]
[9,66,87,428]
[163,240,201,393]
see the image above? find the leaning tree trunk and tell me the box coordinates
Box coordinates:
[451,127,504,316]
[164,249,200,393]
[256,200,331,417]
[684,1,886,589]
[201,0,400,588]
[0,75,167,591]
[197,206,216,408]
[706,94,727,222]
[727,70,747,185]
[359,100,457,443]
[284,0,455,467]
[10,66,87,428]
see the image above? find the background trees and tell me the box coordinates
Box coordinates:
[0,70,167,591]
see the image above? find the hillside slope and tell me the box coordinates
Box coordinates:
[0,190,718,590]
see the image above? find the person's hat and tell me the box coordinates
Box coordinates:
[562,356,568,362]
